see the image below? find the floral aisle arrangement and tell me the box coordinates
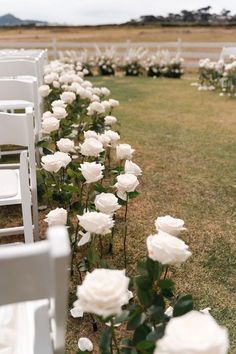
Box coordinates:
[197,58,224,91]
[57,48,184,79]
[145,51,184,79]
[196,55,236,97]
[38,59,141,274]
[38,61,229,353]
[72,215,229,354]
[95,46,119,76]
[120,47,147,76]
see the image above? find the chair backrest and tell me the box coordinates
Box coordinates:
[0,78,36,101]
[0,226,70,353]
[0,108,37,194]
[0,107,34,150]
[219,47,236,60]
[0,78,41,139]
[0,59,40,81]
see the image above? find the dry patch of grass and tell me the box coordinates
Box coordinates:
[1,26,236,42]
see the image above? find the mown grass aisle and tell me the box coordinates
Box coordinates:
[89,75,236,351]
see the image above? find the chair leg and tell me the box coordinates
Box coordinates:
[21,201,34,243]
[32,190,39,241]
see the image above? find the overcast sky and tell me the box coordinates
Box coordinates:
[1,0,236,25]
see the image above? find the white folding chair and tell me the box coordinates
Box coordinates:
[0,78,41,147]
[0,108,39,241]
[0,226,70,354]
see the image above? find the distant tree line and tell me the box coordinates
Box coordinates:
[126,7,236,26]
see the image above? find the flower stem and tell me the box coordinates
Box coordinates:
[111,320,120,354]
[123,196,129,268]
[163,265,169,279]
[99,235,103,258]
[109,214,116,256]
[70,221,80,277]
[85,184,90,210]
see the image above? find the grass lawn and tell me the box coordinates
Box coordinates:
[87,75,236,352]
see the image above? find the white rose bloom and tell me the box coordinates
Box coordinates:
[60,91,76,104]
[98,133,111,147]
[109,98,119,107]
[41,155,64,173]
[38,85,51,97]
[44,73,57,84]
[154,310,229,354]
[101,100,112,111]
[78,211,114,235]
[54,151,71,168]
[77,86,92,100]
[52,80,60,89]
[42,111,53,119]
[101,87,111,96]
[76,268,130,318]
[59,74,73,84]
[115,173,139,193]
[52,107,68,120]
[84,130,98,139]
[146,231,192,265]
[51,100,67,108]
[41,117,60,134]
[104,115,117,126]
[78,338,93,352]
[91,94,100,102]
[80,138,104,157]
[56,138,76,153]
[92,87,101,96]
[95,193,121,214]
[80,162,104,183]
[125,160,142,176]
[155,215,186,236]
[45,208,67,226]
[104,130,120,145]
[87,101,105,116]
[116,144,135,160]
[82,80,93,88]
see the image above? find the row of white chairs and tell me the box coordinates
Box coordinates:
[0,49,46,241]
[0,50,71,354]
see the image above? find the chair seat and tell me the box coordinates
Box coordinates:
[0,300,53,354]
[0,100,33,110]
[0,170,21,204]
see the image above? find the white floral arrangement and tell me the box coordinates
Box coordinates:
[121,46,147,76]
[197,55,236,96]
[95,46,119,76]
[145,50,184,78]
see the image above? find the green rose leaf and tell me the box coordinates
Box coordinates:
[127,311,146,330]
[132,324,150,345]
[114,310,130,324]
[173,294,194,317]
[100,328,112,354]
